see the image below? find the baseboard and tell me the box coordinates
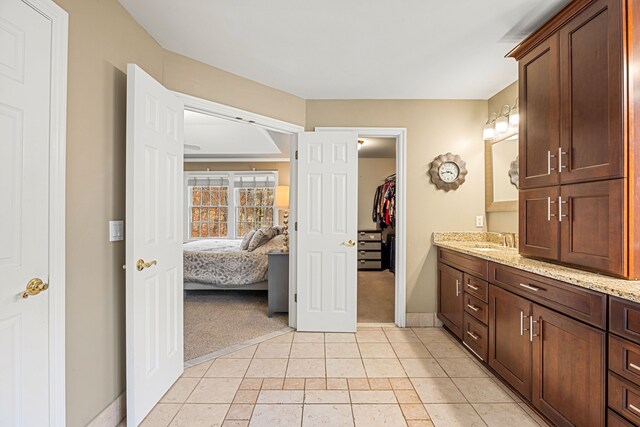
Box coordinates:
[405,312,442,327]
[86,392,126,427]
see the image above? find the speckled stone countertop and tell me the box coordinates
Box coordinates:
[433,232,640,303]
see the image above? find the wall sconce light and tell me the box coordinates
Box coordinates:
[483,98,519,141]
[483,113,497,141]
[509,98,519,129]
[495,105,510,134]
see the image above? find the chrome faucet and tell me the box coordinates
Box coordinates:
[500,233,516,248]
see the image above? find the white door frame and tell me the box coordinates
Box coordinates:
[15,0,68,425]
[172,92,304,328]
[316,127,407,327]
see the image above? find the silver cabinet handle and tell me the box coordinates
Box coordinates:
[547,150,557,174]
[520,311,524,336]
[558,196,567,221]
[467,304,480,312]
[466,331,479,340]
[630,404,640,416]
[456,279,460,297]
[558,147,567,172]
[530,316,539,342]
[519,283,540,292]
[467,283,479,291]
[547,197,556,221]
[629,362,640,373]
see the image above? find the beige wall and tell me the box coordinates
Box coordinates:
[486,81,519,233]
[54,1,305,425]
[358,158,396,229]
[306,100,487,313]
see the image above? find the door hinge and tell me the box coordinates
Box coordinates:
[295,222,298,231]
[295,150,298,160]
[294,293,297,303]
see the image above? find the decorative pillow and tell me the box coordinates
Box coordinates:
[256,235,286,253]
[247,227,278,252]
[240,228,258,250]
[271,225,285,235]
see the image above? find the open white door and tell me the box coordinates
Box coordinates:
[296,132,358,332]
[126,64,184,426]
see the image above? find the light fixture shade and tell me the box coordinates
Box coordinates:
[275,185,290,209]
[509,99,520,129]
[495,105,510,134]
[483,113,497,141]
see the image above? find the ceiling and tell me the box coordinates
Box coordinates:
[184,110,291,159]
[358,137,396,159]
[118,0,569,99]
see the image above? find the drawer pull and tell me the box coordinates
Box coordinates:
[630,404,640,416]
[467,284,479,291]
[456,280,460,297]
[360,260,366,264]
[467,304,480,312]
[360,241,365,245]
[360,251,365,255]
[466,331,479,340]
[519,283,540,292]
[630,362,640,373]
[359,232,365,235]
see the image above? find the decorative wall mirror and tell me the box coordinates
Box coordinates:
[485,132,518,212]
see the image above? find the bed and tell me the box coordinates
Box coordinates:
[183,234,285,291]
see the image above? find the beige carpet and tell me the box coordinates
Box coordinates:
[357,270,395,323]
[184,290,288,361]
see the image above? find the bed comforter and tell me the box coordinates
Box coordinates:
[183,235,285,287]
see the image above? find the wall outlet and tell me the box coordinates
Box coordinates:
[475,215,484,228]
[109,220,124,242]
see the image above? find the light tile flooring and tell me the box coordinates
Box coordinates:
[142,327,550,427]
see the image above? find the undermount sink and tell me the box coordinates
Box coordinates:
[472,247,498,252]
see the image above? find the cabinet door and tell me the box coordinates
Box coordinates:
[531,304,606,427]
[437,262,464,339]
[519,186,559,260]
[519,34,560,189]
[559,179,626,276]
[559,0,624,184]
[488,285,532,400]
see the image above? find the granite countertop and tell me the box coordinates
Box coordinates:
[433,232,640,303]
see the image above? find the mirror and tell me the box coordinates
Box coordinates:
[485,133,518,212]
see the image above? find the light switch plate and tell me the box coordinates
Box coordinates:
[475,215,484,228]
[109,220,124,242]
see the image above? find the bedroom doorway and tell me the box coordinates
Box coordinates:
[174,93,303,363]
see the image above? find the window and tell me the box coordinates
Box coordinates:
[185,172,277,240]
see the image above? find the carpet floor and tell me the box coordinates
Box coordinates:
[184,290,288,361]
[357,270,395,323]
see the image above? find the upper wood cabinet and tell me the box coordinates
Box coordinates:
[519,35,560,190]
[519,186,559,260]
[559,0,624,183]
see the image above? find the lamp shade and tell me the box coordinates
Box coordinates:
[275,185,290,209]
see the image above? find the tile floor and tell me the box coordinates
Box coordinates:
[142,326,550,427]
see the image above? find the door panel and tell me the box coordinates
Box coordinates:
[559,0,624,183]
[488,285,532,400]
[519,35,560,189]
[296,132,358,332]
[519,187,559,260]
[532,304,606,427]
[437,262,464,339]
[126,64,184,426]
[560,179,626,276]
[0,1,52,425]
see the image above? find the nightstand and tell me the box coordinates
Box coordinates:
[267,252,289,317]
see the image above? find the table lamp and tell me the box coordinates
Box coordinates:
[275,185,290,252]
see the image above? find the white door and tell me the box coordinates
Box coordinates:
[126,64,184,426]
[296,132,358,332]
[0,1,53,425]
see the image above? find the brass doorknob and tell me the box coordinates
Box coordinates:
[344,239,356,247]
[23,278,49,299]
[137,259,157,271]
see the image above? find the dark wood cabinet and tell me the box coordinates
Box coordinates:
[531,304,606,427]
[518,34,560,190]
[488,285,532,400]
[437,262,464,339]
[559,0,624,184]
[559,179,626,276]
[519,186,559,260]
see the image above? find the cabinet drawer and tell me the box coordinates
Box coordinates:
[489,262,606,329]
[358,260,381,270]
[610,297,640,345]
[610,335,640,386]
[609,372,640,425]
[358,251,381,261]
[358,241,381,250]
[608,409,636,427]
[462,313,488,361]
[438,248,488,280]
[358,230,381,241]
[464,274,488,303]
[464,293,488,325]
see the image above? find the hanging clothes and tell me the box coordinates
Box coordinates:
[371,175,396,229]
